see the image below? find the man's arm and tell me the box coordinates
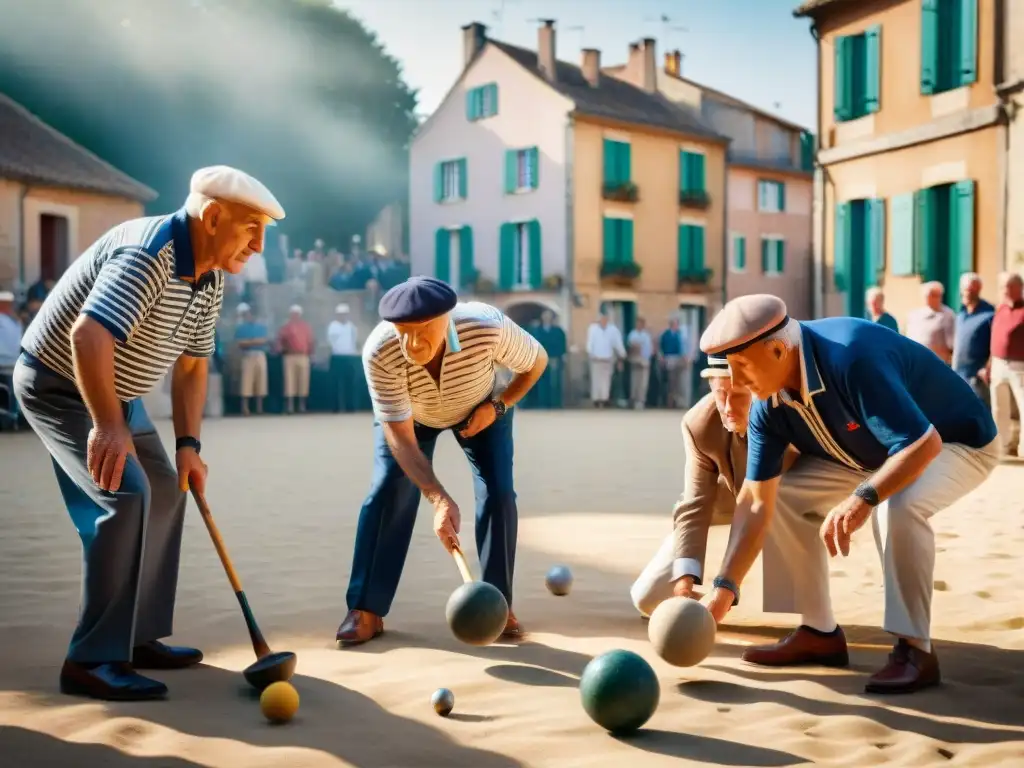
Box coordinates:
[381,419,448,504]
[670,417,722,584]
[70,316,124,428]
[171,355,208,442]
[494,314,547,408]
[716,476,782,586]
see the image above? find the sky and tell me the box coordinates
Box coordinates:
[337,0,819,130]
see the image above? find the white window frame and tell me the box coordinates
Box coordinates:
[441,160,461,202]
[729,231,746,274]
[512,221,533,290]
[481,85,497,117]
[515,149,534,192]
[762,234,785,276]
[757,180,783,213]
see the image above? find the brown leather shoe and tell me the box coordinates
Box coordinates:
[864,639,940,694]
[501,611,525,641]
[335,609,383,647]
[742,625,850,667]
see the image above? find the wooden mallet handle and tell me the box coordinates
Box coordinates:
[452,546,474,584]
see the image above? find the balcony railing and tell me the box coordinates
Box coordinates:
[677,267,713,291]
[679,189,710,209]
[602,182,639,202]
[600,261,642,287]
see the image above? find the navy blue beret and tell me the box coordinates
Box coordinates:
[378,276,458,323]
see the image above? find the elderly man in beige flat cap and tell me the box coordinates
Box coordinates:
[15,165,284,701]
[697,294,998,695]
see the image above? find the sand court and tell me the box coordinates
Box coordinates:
[0,410,1022,767]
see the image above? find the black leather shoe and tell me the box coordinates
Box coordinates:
[60,660,168,701]
[132,640,204,670]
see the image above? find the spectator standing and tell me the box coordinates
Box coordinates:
[277,304,315,414]
[327,303,362,412]
[234,303,269,416]
[952,272,995,405]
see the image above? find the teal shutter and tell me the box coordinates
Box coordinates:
[775,240,786,274]
[694,226,706,272]
[761,238,770,274]
[602,217,618,263]
[889,192,915,276]
[527,219,542,288]
[487,83,499,115]
[777,181,786,212]
[867,198,886,285]
[679,151,687,191]
[603,140,617,185]
[498,223,515,289]
[959,0,978,86]
[465,89,476,120]
[677,225,691,274]
[735,235,746,270]
[621,219,634,263]
[504,150,517,193]
[914,188,936,279]
[800,131,815,171]
[952,179,976,275]
[457,158,467,198]
[834,202,851,290]
[921,0,939,94]
[459,226,474,288]
[693,154,706,191]
[864,25,881,113]
[620,143,632,183]
[434,228,450,282]
[433,163,443,202]
[834,36,853,120]
[528,147,539,189]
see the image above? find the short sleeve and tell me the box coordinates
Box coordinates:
[362,338,413,423]
[845,356,931,456]
[80,246,166,342]
[745,400,791,482]
[186,278,224,357]
[494,314,540,373]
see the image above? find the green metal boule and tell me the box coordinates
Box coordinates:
[579,649,660,735]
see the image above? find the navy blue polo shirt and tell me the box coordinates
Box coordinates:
[953,299,994,378]
[747,318,998,482]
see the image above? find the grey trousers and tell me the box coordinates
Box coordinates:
[13,357,187,664]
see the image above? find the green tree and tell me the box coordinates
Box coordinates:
[0,0,417,252]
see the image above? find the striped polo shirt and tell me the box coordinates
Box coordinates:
[20,208,224,401]
[362,301,540,428]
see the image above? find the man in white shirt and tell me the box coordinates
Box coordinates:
[586,313,625,407]
[626,316,653,409]
[327,303,362,412]
[905,281,955,364]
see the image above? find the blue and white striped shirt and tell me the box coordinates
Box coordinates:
[20,208,224,401]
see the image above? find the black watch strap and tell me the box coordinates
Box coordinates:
[713,576,740,606]
[853,481,880,507]
[491,398,507,418]
[176,436,201,454]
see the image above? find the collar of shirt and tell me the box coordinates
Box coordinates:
[771,324,825,408]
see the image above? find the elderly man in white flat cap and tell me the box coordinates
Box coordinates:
[14,165,284,701]
[327,302,362,412]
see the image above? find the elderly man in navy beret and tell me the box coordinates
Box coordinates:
[697,294,997,694]
[336,277,548,646]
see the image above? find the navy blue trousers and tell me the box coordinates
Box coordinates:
[345,409,518,617]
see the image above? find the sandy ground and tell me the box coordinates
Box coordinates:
[0,409,1023,768]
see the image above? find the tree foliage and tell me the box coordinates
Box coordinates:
[0,0,418,250]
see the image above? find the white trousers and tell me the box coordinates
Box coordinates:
[589,359,614,402]
[990,356,1024,455]
[763,442,998,642]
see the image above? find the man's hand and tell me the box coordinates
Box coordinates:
[432,493,462,553]
[702,587,734,624]
[458,402,497,439]
[977,367,989,384]
[672,576,702,599]
[819,494,872,557]
[176,448,208,495]
[87,423,136,492]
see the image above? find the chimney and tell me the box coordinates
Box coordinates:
[581,48,601,87]
[665,49,681,76]
[461,22,487,67]
[640,37,657,92]
[537,19,557,81]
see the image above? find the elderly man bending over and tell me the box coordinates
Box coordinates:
[14,166,284,701]
[698,295,997,694]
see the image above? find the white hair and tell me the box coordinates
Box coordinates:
[764,318,801,350]
[865,286,884,302]
[921,280,944,298]
[184,191,215,218]
[960,272,981,289]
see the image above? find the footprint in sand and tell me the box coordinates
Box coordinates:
[937,747,955,760]
[937,532,959,540]
[933,580,949,591]
[717,706,730,713]
[1001,617,1024,630]
[975,590,992,599]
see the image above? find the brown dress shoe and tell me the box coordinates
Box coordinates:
[336,609,383,647]
[742,625,850,667]
[864,639,940,694]
[501,611,525,640]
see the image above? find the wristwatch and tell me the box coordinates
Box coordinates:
[853,481,880,507]
[490,398,507,419]
[175,436,202,454]
[712,576,740,606]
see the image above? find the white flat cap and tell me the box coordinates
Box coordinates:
[190,165,285,221]
[289,304,302,314]
[0,290,14,301]
[236,302,251,314]
[335,303,350,313]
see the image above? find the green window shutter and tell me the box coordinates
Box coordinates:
[527,219,542,288]
[777,181,786,212]
[921,0,939,94]
[761,238,770,274]
[867,198,885,284]
[488,83,499,115]
[528,147,539,189]
[457,158,468,198]
[434,228,451,282]
[834,202,851,290]
[736,235,746,270]
[775,239,786,274]
[952,179,976,275]
[864,25,881,113]
[602,217,618,264]
[678,225,691,274]
[499,223,516,289]
[679,151,688,191]
[694,226,706,271]
[603,140,617,185]
[693,154,706,191]
[465,89,476,120]
[800,131,815,171]
[622,144,632,183]
[914,187,936,279]
[959,0,978,86]
[834,36,853,120]
[433,163,443,202]
[621,219,634,263]
[504,150,517,193]
[459,226,474,288]
[889,192,915,276]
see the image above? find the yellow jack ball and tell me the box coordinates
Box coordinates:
[260,681,300,724]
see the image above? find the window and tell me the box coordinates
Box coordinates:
[834,25,881,121]
[601,216,634,264]
[680,151,706,192]
[434,226,474,289]
[757,180,786,212]
[677,224,706,278]
[921,0,978,95]
[730,233,747,272]
[602,139,632,186]
[800,131,816,172]
[834,198,886,317]
[504,147,539,193]
[466,83,499,120]
[433,159,467,203]
[912,180,975,301]
[498,220,542,290]
[761,237,785,276]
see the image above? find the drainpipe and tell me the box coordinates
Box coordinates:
[563,114,576,403]
[809,20,826,318]
[720,142,729,311]
[17,184,29,291]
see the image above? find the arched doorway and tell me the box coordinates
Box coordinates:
[501,299,564,408]
[503,299,559,330]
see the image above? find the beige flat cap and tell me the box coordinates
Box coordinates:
[190,165,285,221]
[700,294,789,356]
[700,355,731,379]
